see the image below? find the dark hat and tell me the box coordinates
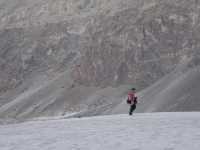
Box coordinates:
[131,88,136,91]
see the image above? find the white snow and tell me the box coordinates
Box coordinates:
[0,112,200,150]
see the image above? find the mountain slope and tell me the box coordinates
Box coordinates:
[137,66,200,112]
[1,0,200,121]
[0,112,200,150]
[111,61,200,114]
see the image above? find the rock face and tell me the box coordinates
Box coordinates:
[77,0,200,88]
[0,0,200,121]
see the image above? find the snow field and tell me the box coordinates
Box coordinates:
[0,112,200,150]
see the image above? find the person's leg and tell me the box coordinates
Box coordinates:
[129,105,132,115]
[132,104,136,112]
[129,104,136,115]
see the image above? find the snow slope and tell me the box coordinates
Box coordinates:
[0,112,200,150]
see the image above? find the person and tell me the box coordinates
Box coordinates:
[127,88,138,115]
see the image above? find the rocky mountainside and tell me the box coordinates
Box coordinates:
[0,0,200,122]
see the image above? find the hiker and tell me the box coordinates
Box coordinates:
[127,88,138,115]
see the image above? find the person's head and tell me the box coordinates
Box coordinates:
[131,88,136,93]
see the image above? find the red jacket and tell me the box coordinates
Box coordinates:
[127,92,137,105]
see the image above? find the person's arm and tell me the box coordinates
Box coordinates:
[134,96,138,104]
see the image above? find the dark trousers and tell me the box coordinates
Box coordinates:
[129,104,136,115]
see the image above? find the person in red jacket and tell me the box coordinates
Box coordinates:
[127,88,138,115]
